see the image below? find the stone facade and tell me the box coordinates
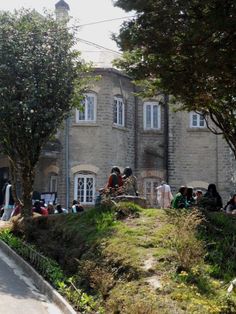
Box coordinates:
[0,68,235,207]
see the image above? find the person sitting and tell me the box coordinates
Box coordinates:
[201,183,223,211]
[186,187,195,207]
[40,201,48,216]
[107,166,123,188]
[172,186,188,209]
[101,166,123,197]
[47,203,55,215]
[32,200,48,216]
[121,167,138,196]
[156,181,173,209]
[71,200,84,213]
[195,190,203,205]
[225,194,236,215]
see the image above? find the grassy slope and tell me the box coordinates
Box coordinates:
[11,205,236,314]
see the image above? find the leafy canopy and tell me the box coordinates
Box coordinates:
[114,0,236,155]
[0,10,89,211]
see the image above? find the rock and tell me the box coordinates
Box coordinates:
[146,276,162,290]
[227,278,236,294]
[113,195,147,208]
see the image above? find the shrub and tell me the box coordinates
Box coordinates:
[76,260,114,297]
[165,208,205,271]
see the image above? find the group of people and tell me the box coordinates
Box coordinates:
[30,199,84,216]
[0,180,84,221]
[156,181,236,215]
[99,166,138,201]
[2,173,236,220]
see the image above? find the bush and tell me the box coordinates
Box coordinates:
[165,208,205,271]
[0,229,103,313]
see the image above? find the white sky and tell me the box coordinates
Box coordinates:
[0,0,132,66]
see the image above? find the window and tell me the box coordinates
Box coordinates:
[49,175,58,192]
[76,93,96,123]
[144,102,161,130]
[113,96,125,127]
[74,174,95,205]
[190,112,206,128]
[144,179,159,206]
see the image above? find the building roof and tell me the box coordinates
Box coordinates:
[55,0,70,11]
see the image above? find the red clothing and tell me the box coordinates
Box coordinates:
[107,173,123,188]
[40,207,48,216]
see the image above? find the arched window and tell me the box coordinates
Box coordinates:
[143,102,161,130]
[113,96,125,127]
[76,93,97,123]
[74,173,95,205]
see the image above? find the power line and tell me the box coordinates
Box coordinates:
[78,15,136,28]
[77,37,122,55]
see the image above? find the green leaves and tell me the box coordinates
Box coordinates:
[0,9,89,210]
[114,0,236,155]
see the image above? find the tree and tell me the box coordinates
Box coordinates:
[0,10,88,215]
[114,0,236,155]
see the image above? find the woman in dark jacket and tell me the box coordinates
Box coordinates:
[202,184,223,211]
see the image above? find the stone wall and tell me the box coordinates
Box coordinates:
[58,68,136,207]
[168,109,236,201]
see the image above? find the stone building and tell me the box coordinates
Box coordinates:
[0,0,235,207]
[0,65,235,209]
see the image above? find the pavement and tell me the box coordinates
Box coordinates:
[0,248,63,314]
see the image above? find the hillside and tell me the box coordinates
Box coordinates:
[6,203,236,313]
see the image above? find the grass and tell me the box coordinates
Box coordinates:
[3,203,236,313]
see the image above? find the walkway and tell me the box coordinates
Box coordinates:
[0,248,62,314]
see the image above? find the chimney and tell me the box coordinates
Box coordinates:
[55,0,70,22]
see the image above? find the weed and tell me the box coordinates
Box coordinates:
[165,208,205,271]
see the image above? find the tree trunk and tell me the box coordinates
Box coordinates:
[8,157,20,204]
[21,166,35,217]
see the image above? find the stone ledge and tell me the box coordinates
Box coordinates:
[112,125,129,132]
[113,195,147,208]
[0,240,76,314]
[72,123,99,127]
[140,130,163,135]
[186,127,210,132]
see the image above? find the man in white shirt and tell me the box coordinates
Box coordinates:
[156,181,173,209]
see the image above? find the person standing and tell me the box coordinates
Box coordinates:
[156,181,173,209]
[1,181,15,221]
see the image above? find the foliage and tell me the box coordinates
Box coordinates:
[0,229,103,313]
[6,206,236,313]
[0,10,89,213]
[165,208,205,271]
[199,211,236,281]
[113,0,236,156]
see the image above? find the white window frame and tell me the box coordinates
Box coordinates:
[74,173,95,205]
[49,175,58,193]
[113,96,125,127]
[75,93,97,123]
[143,102,161,130]
[190,112,206,128]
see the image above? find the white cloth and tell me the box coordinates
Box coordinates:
[2,184,14,221]
[4,184,11,208]
[156,184,173,209]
